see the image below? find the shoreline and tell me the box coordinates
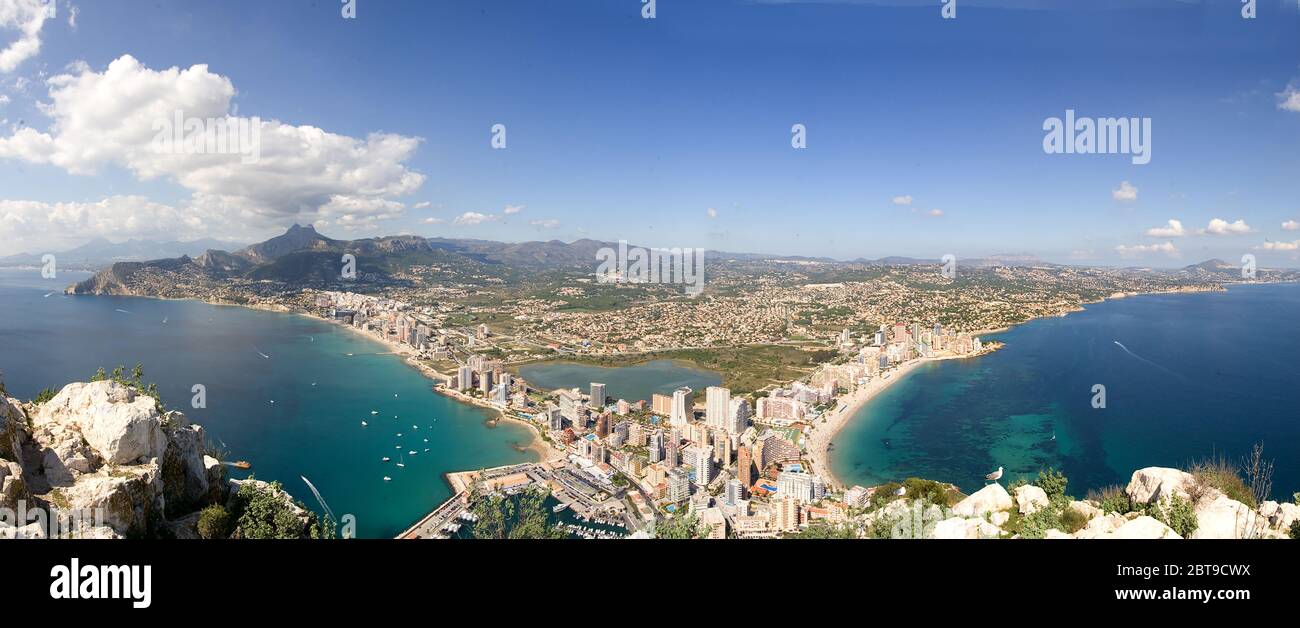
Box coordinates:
[804,350,997,490]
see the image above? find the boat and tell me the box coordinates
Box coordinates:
[231,461,251,470]
[408,450,417,455]
[423,448,429,452]
[382,457,390,462]
[361,421,368,426]
[552,503,569,513]
[383,476,392,482]
[395,462,405,468]
[371,410,379,415]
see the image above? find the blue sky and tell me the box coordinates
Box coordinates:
[1,0,1298,266]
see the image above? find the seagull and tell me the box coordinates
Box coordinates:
[985,466,1004,483]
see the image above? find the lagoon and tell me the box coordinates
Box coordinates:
[517,359,721,403]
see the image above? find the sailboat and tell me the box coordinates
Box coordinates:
[396,453,405,468]
[361,420,368,427]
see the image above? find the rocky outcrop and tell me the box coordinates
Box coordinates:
[953,483,1013,518]
[1103,516,1182,540]
[1191,494,1266,539]
[1126,467,1194,505]
[1013,485,1049,516]
[0,373,258,540]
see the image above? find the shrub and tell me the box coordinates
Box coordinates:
[228,479,311,539]
[32,387,58,404]
[1018,506,1061,539]
[196,504,232,539]
[1088,485,1134,515]
[1034,467,1068,500]
[1290,520,1300,540]
[1059,505,1089,534]
[1188,455,1254,507]
[1152,494,1198,538]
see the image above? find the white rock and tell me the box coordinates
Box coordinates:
[1267,503,1299,532]
[35,381,166,465]
[1043,529,1073,539]
[953,483,1013,518]
[1014,485,1049,516]
[932,516,1000,539]
[1125,467,1194,505]
[1069,500,1102,520]
[1191,494,1266,539]
[990,511,1010,527]
[1104,515,1182,539]
[55,462,163,537]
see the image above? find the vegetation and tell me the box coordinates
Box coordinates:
[91,364,166,414]
[32,387,59,404]
[196,504,232,539]
[227,478,332,539]
[868,478,963,510]
[654,513,707,539]
[868,513,901,539]
[1087,485,1135,515]
[789,521,857,539]
[1290,520,1300,541]
[468,486,566,539]
[1034,467,1068,501]
[552,344,837,396]
[1151,494,1198,538]
[1188,454,1256,507]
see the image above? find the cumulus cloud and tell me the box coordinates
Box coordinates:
[1283,219,1298,231]
[1257,240,1300,251]
[452,211,496,226]
[1111,181,1138,202]
[0,55,425,234]
[529,219,560,229]
[421,217,444,225]
[1201,218,1253,235]
[0,0,53,74]
[706,207,717,218]
[890,195,913,206]
[1278,82,1300,113]
[1145,219,1185,238]
[0,195,226,252]
[503,204,523,215]
[1115,241,1179,258]
[926,208,943,217]
[412,201,433,210]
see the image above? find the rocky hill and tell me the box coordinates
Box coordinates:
[0,373,316,539]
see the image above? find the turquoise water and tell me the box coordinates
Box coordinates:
[830,283,1300,499]
[517,359,721,403]
[0,269,535,538]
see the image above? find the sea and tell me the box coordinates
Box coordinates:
[829,282,1300,500]
[0,269,535,538]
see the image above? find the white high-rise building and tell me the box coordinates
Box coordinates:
[670,387,693,429]
[727,398,751,435]
[705,386,730,430]
[725,479,743,507]
[690,444,714,486]
[590,382,607,409]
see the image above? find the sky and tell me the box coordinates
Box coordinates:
[0,0,1298,267]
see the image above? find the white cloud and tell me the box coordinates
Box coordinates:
[1202,218,1253,235]
[1115,241,1179,258]
[1282,219,1299,231]
[421,217,444,225]
[67,3,77,30]
[0,0,53,74]
[0,55,425,230]
[453,211,496,226]
[890,195,913,206]
[1111,180,1138,202]
[529,219,560,229]
[0,94,8,105]
[1145,219,1185,238]
[1257,239,1300,251]
[706,207,717,218]
[503,204,523,215]
[412,201,432,210]
[926,208,943,217]
[0,195,226,253]
[1278,82,1300,113]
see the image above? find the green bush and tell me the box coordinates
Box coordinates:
[1059,505,1089,534]
[1290,520,1300,540]
[32,387,58,404]
[1017,506,1061,539]
[1188,456,1255,507]
[196,504,232,539]
[1088,485,1134,515]
[1034,467,1068,500]
[1152,494,1198,538]
[228,479,316,539]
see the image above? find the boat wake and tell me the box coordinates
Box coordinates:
[1113,341,1184,380]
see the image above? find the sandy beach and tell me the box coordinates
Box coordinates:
[804,350,998,490]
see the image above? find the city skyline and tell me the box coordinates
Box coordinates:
[2,0,1299,266]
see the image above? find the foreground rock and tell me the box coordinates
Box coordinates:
[1125,467,1194,505]
[952,483,1013,518]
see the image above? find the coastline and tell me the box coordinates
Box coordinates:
[804,352,986,491]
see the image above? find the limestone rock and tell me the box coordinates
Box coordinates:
[1262,502,1299,533]
[0,458,27,509]
[932,516,1000,539]
[1013,485,1049,516]
[53,462,163,537]
[953,483,1012,518]
[990,511,1010,527]
[1043,529,1073,539]
[35,381,166,465]
[1069,500,1101,520]
[1074,513,1127,539]
[160,417,209,516]
[1191,494,1265,539]
[1104,515,1182,539]
[30,421,101,485]
[1125,467,1194,505]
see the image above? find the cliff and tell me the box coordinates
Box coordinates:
[0,373,314,539]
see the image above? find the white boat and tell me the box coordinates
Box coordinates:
[396,462,405,468]
[423,448,429,452]
[394,445,401,449]
[397,433,403,437]
[361,421,368,426]
[382,457,390,462]
[552,503,569,513]
[408,450,417,455]
[383,476,392,482]
[370,410,379,415]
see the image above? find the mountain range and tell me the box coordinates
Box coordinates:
[0,237,245,269]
